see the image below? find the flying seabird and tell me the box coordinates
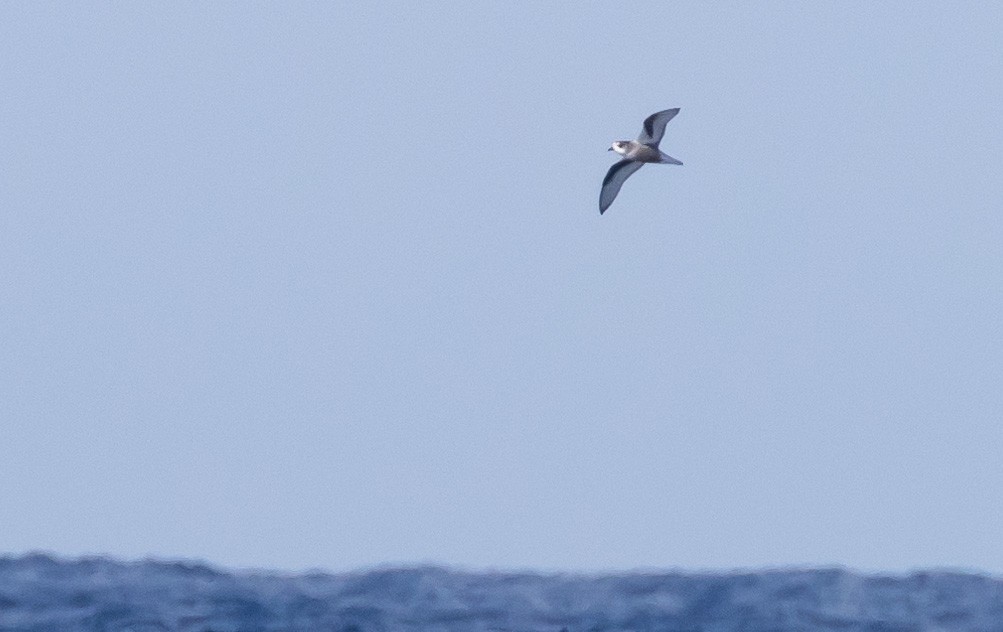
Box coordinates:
[600,108,683,214]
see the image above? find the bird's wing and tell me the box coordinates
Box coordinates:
[600,159,644,214]
[636,108,680,146]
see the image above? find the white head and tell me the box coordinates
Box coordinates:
[608,140,630,156]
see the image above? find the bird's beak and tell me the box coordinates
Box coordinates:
[607,147,613,151]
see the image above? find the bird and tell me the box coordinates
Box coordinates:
[600,108,682,214]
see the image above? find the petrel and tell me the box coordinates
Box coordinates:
[600,108,682,214]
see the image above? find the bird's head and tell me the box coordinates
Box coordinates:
[609,141,629,155]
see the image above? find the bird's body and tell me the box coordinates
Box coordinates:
[610,140,678,164]
[600,108,682,214]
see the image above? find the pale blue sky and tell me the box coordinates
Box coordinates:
[2,2,1002,573]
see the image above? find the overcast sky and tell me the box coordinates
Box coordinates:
[2,2,1002,574]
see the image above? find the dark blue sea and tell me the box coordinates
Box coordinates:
[2,554,1002,631]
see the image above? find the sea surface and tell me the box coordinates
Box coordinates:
[1,554,1002,631]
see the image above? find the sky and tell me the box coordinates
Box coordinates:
[2,2,1002,574]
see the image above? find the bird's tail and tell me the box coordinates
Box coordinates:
[659,152,683,165]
